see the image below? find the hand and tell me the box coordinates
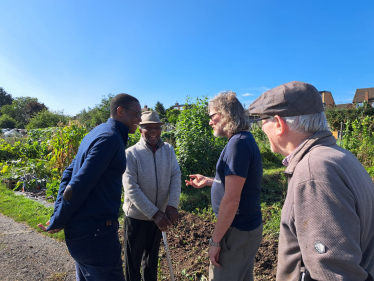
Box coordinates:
[209,245,221,268]
[152,210,172,232]
[165,206,179,224]
[37,220,63,234]
[185,174,211,188]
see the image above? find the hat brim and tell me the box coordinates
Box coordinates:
[139,121,165,125]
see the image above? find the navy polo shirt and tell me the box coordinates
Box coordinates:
[211,131,262,231]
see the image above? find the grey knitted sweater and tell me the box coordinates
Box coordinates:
[122,137,181,221]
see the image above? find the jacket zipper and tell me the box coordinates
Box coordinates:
[152,151,159,207]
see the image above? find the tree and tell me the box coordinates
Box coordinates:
[0,97,48,128]
[26,109,69,129]
[166,108,181,124]
[24,101,48,120]
[0,114,16,128]
[77,94,114,128]
[154,101,166,120]
[0,87,13,109]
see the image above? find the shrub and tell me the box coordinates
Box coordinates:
[174,97,227,181]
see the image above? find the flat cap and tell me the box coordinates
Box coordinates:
[248,81,324,119]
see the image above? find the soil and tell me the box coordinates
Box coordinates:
[119,211,278,281]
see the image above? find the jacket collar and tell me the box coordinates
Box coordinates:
[107,118,129,145]
[285,131,336,176]
[140,136,164,151]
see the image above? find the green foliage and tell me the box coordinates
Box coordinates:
[0,87,14,108]
[325,101,374,131]
[46,169,61,201]
[1,97,47,128]
[26,109,68,129]
[342,115,374,167]
[0,114,16,128]
[175,97,227,180]
[78,94,113,128]
[48,123,88,175]
[154,101,166,121]
[166,108,181,124]
[126,128,141,148]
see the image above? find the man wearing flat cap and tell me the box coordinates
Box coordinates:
[122,111,181,281]
[248,81,374,281]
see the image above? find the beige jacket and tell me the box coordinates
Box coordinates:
[277,131,374,281]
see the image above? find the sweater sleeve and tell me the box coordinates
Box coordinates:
[123,150,159,219]
[47,135,120,231]
[293,177,367,280]
[167,146,181,209]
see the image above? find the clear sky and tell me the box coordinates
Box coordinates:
[1,0,373,116]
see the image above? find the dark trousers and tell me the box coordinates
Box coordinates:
[64,221,124,281]
[124,216,162,281]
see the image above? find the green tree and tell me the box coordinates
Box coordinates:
[154,101,166,120]
[0,97,47,128]
[26,109,69,129]
[0,114,16,128]
[0,87,13,109]
[166,108,181,124]
[78,94,113,128]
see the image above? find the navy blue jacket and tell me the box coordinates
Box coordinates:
[47,118,129,232]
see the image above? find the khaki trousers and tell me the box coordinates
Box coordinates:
[209,223,263,281]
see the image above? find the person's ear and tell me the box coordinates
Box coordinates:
[116,106,125,117]
[274,115,287,136]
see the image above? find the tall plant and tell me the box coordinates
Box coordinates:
[48,122,88,175]
[343,115,374,168]
[174,97,227,180]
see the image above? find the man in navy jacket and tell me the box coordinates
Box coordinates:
[38,94,142,281]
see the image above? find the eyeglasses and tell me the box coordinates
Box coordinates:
[209,113,219,120]
[119,106,142,118]
[140,126,163,131]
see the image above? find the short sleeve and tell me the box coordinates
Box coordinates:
[223,138,252,178]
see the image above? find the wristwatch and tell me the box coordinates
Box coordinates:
[209,238,221,247]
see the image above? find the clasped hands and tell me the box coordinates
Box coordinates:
[153,205,179,232]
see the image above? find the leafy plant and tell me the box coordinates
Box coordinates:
[48,122,88,175]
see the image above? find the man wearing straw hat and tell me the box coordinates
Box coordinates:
[122,110,181,281]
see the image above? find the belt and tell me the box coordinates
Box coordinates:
[106,220,115,226]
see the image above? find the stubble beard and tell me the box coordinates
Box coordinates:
[213,122,226,138]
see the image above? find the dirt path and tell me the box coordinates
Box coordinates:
[0,214,76,281]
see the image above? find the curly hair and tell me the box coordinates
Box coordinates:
[208,91,249,135]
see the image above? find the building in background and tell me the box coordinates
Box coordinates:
[353,88,374,106]
[319,91,335,108]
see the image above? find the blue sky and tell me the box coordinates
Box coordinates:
[0,0,373,116]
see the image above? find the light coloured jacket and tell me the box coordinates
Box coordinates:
[122,137,181,221]
[277,131,374,281]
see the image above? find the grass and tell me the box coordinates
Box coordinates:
[0,183,65,241]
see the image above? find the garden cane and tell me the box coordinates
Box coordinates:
[162,231,175,281]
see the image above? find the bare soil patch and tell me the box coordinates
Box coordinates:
[119,211,278,280]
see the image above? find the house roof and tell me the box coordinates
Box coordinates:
[335,103,352,109]
[352,87,374,103]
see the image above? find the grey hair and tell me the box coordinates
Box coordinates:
[208,90,249,135]
[281,112,329,134]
